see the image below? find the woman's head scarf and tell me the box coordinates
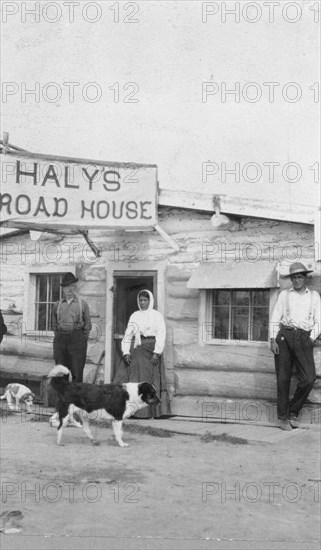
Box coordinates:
[137,289,154,311]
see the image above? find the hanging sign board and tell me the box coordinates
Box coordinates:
[0,151,158,230]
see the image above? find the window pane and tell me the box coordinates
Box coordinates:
[50,275,61,302]
[213,307,229,339]
[48,302,55,331]
[232,306,249,317]
[213,290,230,306]
[232,289,250,339]
[212,291,230,339]
[38,275,48,302]
[232,291,249,306]
[232,308,249,340]
[36,303,47,331]
[252,307,269,341]
[252,290,269,306]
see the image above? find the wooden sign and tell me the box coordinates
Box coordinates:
[0,151,158,230]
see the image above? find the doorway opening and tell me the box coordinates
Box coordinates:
[111,271,157,379]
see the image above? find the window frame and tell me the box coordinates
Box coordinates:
[23,266,76,337]
[199,288,278,347]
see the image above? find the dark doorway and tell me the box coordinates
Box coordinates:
[111,272,157,379]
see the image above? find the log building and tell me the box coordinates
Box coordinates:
[1,148,320,424]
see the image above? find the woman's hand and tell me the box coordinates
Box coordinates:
[151,353,159,366]
[123,354,131,365]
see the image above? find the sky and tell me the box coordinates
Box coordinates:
[1,0,320,207]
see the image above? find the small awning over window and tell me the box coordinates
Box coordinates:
[187,261,278,289]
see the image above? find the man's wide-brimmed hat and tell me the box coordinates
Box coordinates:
[282,262,313,279]
[60,272,78,286]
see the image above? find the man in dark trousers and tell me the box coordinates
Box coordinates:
[270,262,320,430]
[50,272,92,428]
[52,272,92,382]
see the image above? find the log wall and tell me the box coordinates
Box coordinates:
[0,207,320,416]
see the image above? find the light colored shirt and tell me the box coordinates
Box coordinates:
[270,288,321,340]
[121,309,166,355]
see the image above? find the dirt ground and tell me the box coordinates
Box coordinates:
[0,408,320,550]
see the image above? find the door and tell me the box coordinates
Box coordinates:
[111,272,157,379]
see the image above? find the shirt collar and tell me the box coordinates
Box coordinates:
[289,287,309,294]
[62,296,78,303]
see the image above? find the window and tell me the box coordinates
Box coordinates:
[34,273,64,331]
[23,266,75,335]
[210,289,269,342]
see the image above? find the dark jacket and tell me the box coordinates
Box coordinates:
[0,310,7,344]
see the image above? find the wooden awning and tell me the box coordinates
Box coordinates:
[187,261,278,289]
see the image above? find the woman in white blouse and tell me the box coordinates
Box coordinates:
[113,289,170,418]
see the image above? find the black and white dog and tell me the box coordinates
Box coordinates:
[48,365,160,447]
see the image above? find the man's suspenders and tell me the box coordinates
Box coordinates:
[285,290,290,319]
[56,300,63,327]
[309,291,314,318]
[56,298,83,328]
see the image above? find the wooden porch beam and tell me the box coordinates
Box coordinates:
[154,223,180,252]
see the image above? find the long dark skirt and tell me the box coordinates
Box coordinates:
[113,337,171,418]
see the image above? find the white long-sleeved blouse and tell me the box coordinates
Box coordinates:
[121,290,166,355]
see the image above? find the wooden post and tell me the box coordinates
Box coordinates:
[315,208,321,262]
[3,132,9,154]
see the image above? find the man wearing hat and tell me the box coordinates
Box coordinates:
[52,272,92,383]
[270,262,320,430]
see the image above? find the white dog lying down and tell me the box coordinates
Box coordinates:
[48,365,160,447]
[0,383,35,413]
